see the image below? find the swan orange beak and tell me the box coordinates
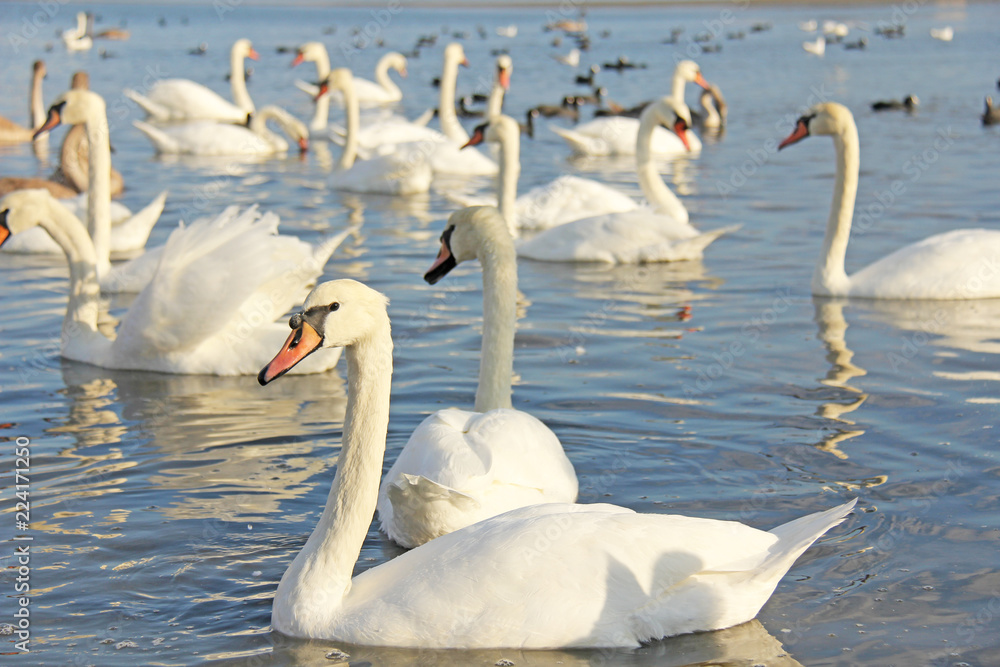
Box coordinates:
[315,82,329,100]
[694,71,711,91]
[778,119,810,150]
[0,210,10,248]
[258,321,323,385]
[498,67,511,91]
[400,67,409,78]
[460,57,469,68]
[291,52,305,67]
[298,137,309,153]
[248,47,260,61]
[672,118,691,152]
[33,102,64,140]
[425,229,457,285]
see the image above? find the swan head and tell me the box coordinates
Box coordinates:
[33,89,105,140]
[675,60,710,90]
[0,189,60,247]
[292,41,326,68]
[495,54,513,90]
[445,42,469,68]
[320,68,354,99]
[383,51,409,77]
[424,206,510,285]
[644,96,695,151]
[258,279,389,385]
[463,114,519,149]
[33,60,46,78]
[233,38,259,62]
[778,102,854,150]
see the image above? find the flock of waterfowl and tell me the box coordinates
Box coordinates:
[1,6,999,652]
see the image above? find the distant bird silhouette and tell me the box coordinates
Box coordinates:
[575,64,599,86]
[983,96,1000,126]
[871,95,919,112]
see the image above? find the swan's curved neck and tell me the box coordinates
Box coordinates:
[34,199,102,340]
[83,102,112,279]
[495,125,520,237]
[310,51,332,131]
[475,227,517,412]
[274,323,393,625]
[230,48,255,115]
[30,67,45,130]
[814,120,859,296]
[374,57,401,99]
[60,126,88,192]
[636,114,689,224]
[671,70,688,104]
[702,96,720,126]
[486,81,505,119]
[249,107,288,149]
[439,56,468,144]
[336,77,360,170]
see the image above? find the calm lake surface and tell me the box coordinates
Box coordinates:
[1,1,998,665]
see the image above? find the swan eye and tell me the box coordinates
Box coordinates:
[329,302,340,312]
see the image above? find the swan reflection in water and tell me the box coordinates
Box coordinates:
[48,360,347,523]
[263,618,803,667]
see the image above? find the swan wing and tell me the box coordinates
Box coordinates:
[378,408,578,547]
[332,147,433,195]
[333,499,855,648]
[850,229,1000,299]
[516,175,639,231]
[135,120,276,156]
[107,190,168,252]
[142,79,248,122]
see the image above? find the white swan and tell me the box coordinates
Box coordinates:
[376,207,577,548]
[802,36,826,56]
[550,60,708,156]
[455,115,639,237]
[295,47,407,108]
[519,97,738,263]
[62,12,92,52]
[778,102,1000,299]
[319,43,497,177]
[324,69,432,196]
[0,190,348,375]
[132,106,309,156]
[291,42,332,132]
[124,39,258,122]
[256,277,858,647]
[6,91,166,274]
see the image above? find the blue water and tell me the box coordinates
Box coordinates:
[1,2,999,665]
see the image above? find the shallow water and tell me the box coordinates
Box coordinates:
[1,2,999,665]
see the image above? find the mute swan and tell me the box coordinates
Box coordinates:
[4,91,166,270]
[454,115,638,236]
[376,207,577,547]
[518,97,738,263]
[62,12,92,51]
[324,69,432,196]
[291,42,332,132]
[550,60,708,156]
[132,106,309,156]
[295,47,407,107]
[484,54,512,119]
[0,190,348,375]
[256,277,858,646]
[437,42,472,144]
[124,38,258,122]
[778,102,1000,299]
[802,36,825,56]
[0,60,46,143]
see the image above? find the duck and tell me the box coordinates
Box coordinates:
[575,63,599,86]
[519,97,738,263]
[132,106,309,156]
[533,95,580,121]
[3,90,166,269]
[256,277,858,646]
[454,115,639,235]
[0,191,347,375]
[374,207,577,547]
[0,60,46,143]
[124,38,258,122]
[324,69,432,195]
[550,60,708,156]
[778,102,1000,298]
[871,95,918,112]
[981,96,999,126]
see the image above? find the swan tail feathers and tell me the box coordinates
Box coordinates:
[756,498,857,582]
[132,120,178,153]
[310,224,358,270]
[549,125,603,154]
[113,190,168,251]
[411,108,435,127]
[638,225,740,263]
[124,88,169,122]
[380,473,481,548]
